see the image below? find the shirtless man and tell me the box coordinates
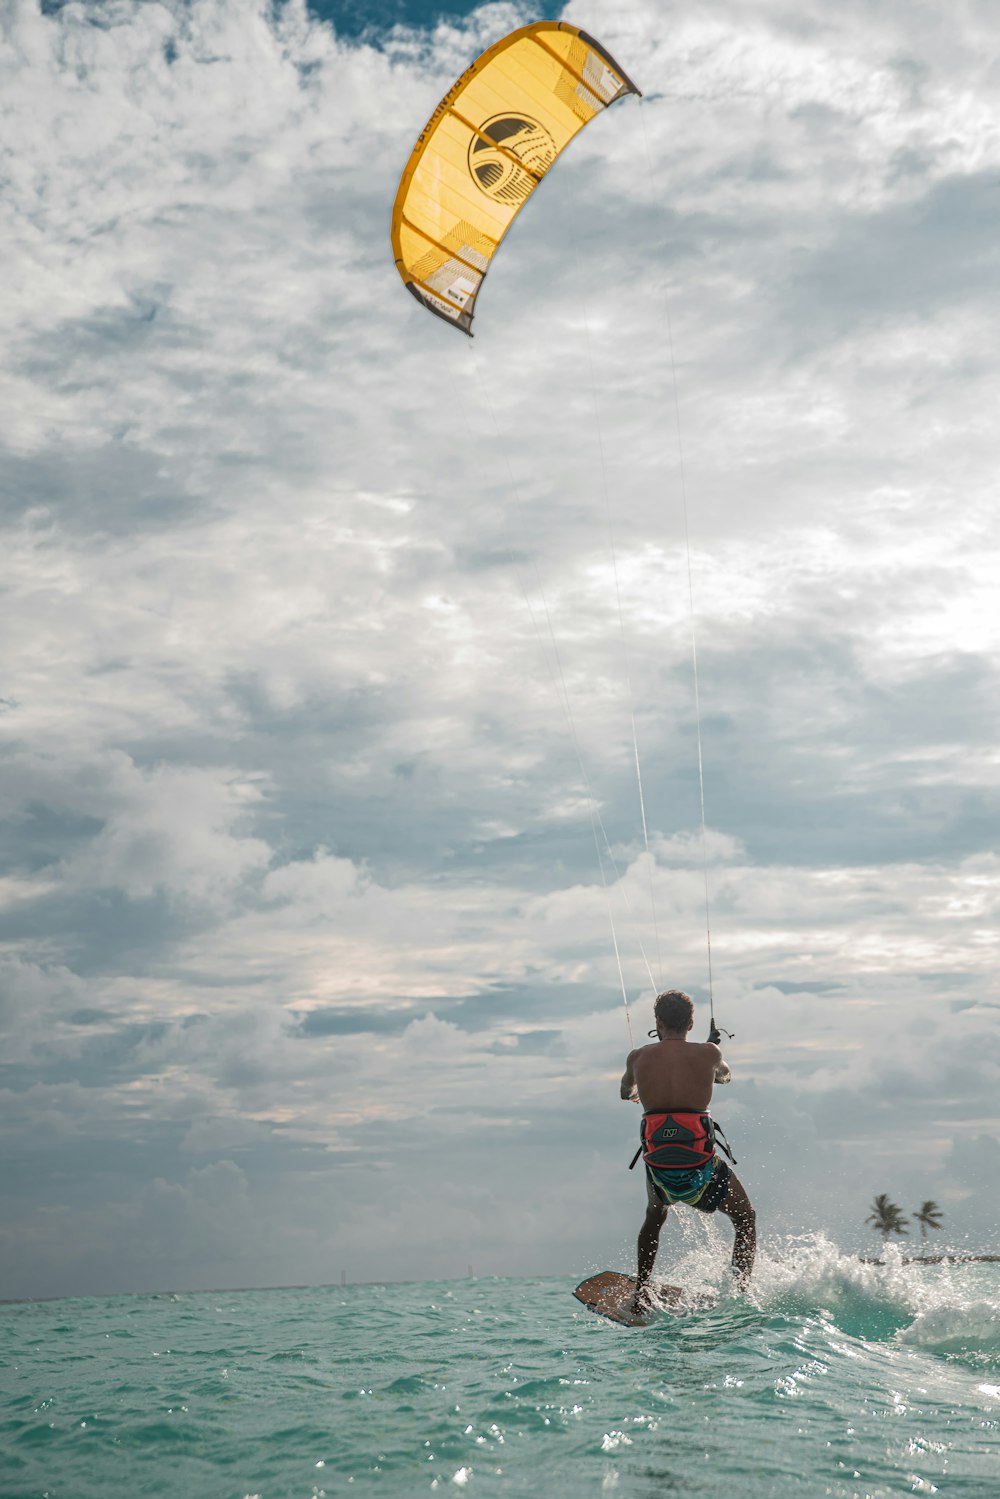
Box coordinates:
[620,988,756,1310]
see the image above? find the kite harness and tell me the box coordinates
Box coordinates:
[628,1111,737,1172]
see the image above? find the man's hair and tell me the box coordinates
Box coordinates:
[654,989,694,1033]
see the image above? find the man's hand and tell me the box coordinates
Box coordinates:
[620,1048,639,1102]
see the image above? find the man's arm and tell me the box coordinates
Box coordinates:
[708,1041,732,1085]
[620,1049,640,1102]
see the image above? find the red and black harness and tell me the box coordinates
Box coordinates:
[628,1110,737,1172]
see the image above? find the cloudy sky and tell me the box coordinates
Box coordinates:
[2,0,998,1300]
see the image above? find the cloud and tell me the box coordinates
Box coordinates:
[55,756,271,904]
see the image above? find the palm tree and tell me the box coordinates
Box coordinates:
[914,1201,944,1241]
[866,1194,909,1241]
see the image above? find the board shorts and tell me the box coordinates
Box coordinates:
[640,1110,732,1214]
[646,1155,732,1212]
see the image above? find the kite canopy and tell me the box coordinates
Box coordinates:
[391,22,640,335]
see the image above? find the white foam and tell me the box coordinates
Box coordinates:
[660,1230,1000,1359]
[752,1234,919,1309]
[899,1300,1000,1355]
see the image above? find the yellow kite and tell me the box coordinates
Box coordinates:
[391,22,640,335]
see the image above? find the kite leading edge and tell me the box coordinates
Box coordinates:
[390,21,641,335]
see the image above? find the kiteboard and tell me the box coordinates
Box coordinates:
[573,1270,687,1326]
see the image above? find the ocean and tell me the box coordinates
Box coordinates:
[2,1238,999,1498]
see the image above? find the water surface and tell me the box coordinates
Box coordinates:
[3,1241,999,1497]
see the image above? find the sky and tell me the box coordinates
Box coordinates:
[1,0,999,1300]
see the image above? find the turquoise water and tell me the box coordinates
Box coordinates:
[3,1241,999,1498]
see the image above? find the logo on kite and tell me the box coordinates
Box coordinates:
[468,114,556,204]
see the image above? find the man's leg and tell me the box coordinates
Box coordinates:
[633,1172,669,1311]
[716,1171,756,1288]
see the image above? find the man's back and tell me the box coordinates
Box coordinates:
[628,1037,729,1112]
